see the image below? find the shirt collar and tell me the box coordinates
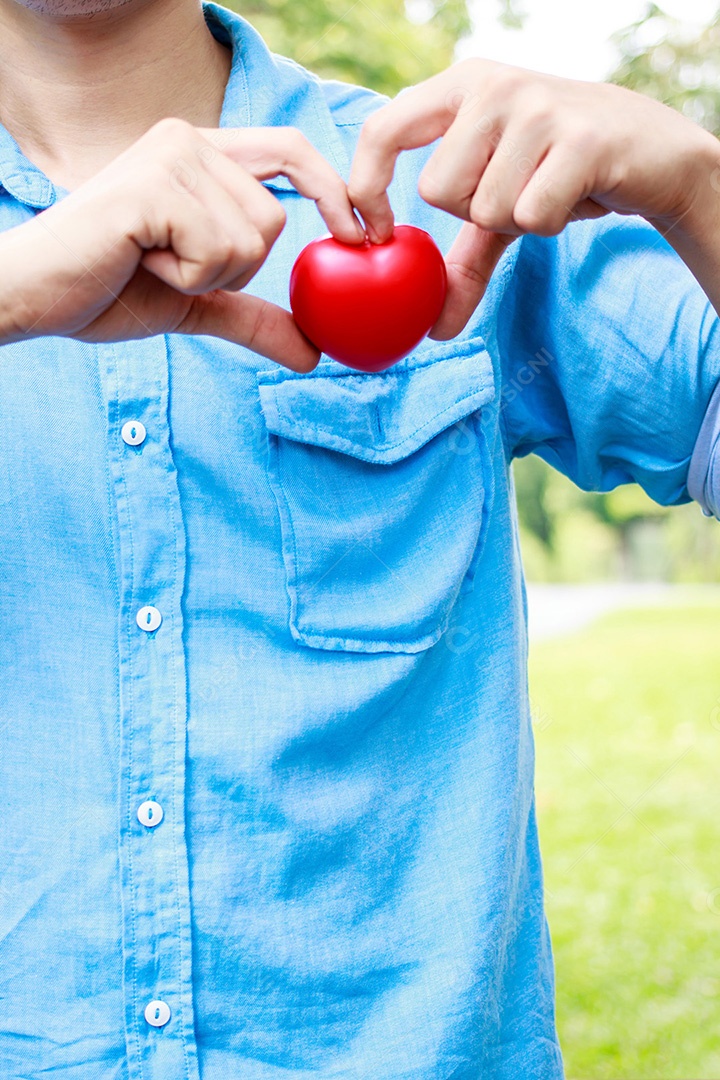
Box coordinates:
[0,1,350,207]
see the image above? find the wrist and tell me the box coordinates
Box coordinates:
[0,227,37,345]
[648,130,720,244]
[644,130,720,320]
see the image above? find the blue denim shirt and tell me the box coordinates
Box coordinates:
[1,5,718,1079]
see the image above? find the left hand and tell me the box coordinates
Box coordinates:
[348,60,720,338]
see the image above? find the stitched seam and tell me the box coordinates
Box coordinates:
[277,435,304,637]
[110,343,144,1080]
[310,83,347,175]
[274,385,493,457]
[460,413,492,594]
[294,623,447,653]
[153,340,193,1080]
[261,342,487,385]
[99,347,126,1063]
[492,243,526,461]
[708,432,720,516]
[163,399,192,1080]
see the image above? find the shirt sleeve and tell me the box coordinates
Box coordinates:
[485,213,720,510]
[688,378,720,517]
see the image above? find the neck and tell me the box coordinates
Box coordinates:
[0,0,232,189]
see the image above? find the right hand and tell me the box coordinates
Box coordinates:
[0,118,364,371]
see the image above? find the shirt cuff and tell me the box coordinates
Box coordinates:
[688,379,720,519]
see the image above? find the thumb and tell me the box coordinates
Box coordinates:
[429,223,515,341]
[179,290,320,373]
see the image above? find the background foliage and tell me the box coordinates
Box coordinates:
[613,3,720,135]
[226,0,471,96]
[532,601,720,1078]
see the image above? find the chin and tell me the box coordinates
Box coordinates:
[12,0,137,14]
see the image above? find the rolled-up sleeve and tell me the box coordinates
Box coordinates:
[688,378,720,518]
[485,213,720,509]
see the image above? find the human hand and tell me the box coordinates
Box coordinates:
[0,119,364,370]
[348,61,719,338]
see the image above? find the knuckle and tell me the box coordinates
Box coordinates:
[269,201,287,237]
[447,57,484,91]
[513,203,561,235]
[212,235,235,266]
[151,116,195,145]
[511,205,542,232]
[469,194,505,232]
[255,192,287,242]
[359,109,392,150]
[487,64,528,100]
[280,126,310,155]
[514,88,557,131]
[346,178,372,207]
[180,265,212,293]
[241,227,268,266]
[417,170,451,210]
[563,126,597,159]
[471,207,503,232]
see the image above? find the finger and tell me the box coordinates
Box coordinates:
[417,113,495,220]
[191,142,287,252]
[199,127,365,244]
[511,144,603,235]
[179,289,320,373]
[139,150,284,294]
[348,73,463,241]
[467,126,550,233]
[138,192,262,294]
[429,222,514,340]
[169,161,281,292]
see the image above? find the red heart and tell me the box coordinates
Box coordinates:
[289,225,447,372]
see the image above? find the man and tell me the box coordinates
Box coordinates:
[0,0,718,1077]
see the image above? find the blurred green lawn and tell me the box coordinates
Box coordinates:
[530,604,720,1079]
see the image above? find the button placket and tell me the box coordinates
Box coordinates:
[100,339,199,1080]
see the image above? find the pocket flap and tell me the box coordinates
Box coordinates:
[257,336,495,464]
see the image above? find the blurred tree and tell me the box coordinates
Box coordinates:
[228,0,471,96]
[611,3,720,134]
[497,0,526,30]
[513,454,556,550]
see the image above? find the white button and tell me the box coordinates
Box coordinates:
[137,800,164,828]
[121,420,146,447]
[136,606,162,632]
[144,999,171,1028]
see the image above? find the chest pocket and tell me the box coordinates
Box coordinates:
[257,337,496,653]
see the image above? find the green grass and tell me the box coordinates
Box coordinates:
[530,605,720,1079]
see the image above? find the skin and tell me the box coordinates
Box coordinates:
[0,2,719,361]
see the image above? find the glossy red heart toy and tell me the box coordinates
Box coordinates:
[289,224,447,372]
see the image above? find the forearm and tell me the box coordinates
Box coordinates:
[0,227,34,346]
[647,132,720,320]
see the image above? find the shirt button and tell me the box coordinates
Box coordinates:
[121,420,147,447]
[144,1000,171,1028]
[136,606,162,632]
[137,800,164,828]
